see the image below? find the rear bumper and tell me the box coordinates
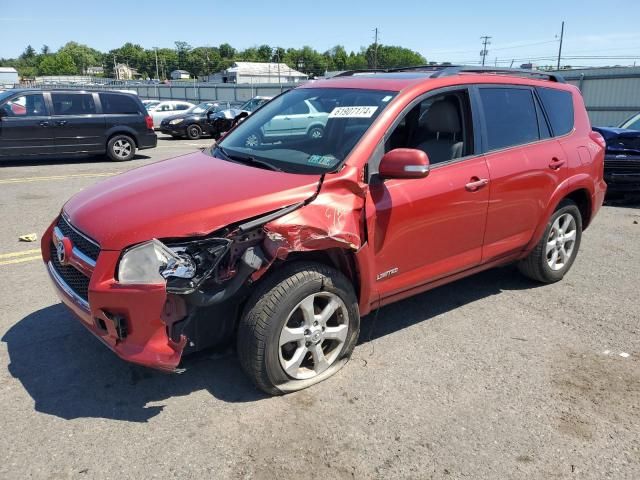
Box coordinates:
[42,222,185,371]
[137,131,157,150]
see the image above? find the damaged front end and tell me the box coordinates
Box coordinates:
[115,172,367,371]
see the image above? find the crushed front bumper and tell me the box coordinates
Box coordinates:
[42,221,185,371]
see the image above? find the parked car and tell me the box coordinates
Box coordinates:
[0,89,156,161]
[207,96,272,139]
[159,102,223,139]
[142,99,160,110]
[42,67,606,395]
[147,100,195,128]
[593,112,640,196]
[244,98,329,147]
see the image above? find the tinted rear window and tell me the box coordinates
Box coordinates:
[51,93,96,115]
[99,93,141,114]
[479,88,539,151]
[536,87,574,136]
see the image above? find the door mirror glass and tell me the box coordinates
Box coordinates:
[379,148,430,179]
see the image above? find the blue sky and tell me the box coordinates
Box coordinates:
[2,0,640,67]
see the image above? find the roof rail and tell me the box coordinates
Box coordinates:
[333,69,389,77]
[333,64,565,83]
[432,66,566,83]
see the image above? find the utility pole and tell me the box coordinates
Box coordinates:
[480,36,491,66]
[373,27,379,69]
[273,47,282,92]
[557,21,565,70]
[113,55,118,80]
[154,47,160,80]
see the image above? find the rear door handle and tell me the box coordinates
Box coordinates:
[549,157,565,170]
[39,121,50,127]
[465,177,489,192]
[55,120,68,126]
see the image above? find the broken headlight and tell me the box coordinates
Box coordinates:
[118,239,196,285]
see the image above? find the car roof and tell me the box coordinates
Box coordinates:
[302,67,569,93]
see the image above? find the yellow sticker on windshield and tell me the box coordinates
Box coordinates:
[329,106,378,118]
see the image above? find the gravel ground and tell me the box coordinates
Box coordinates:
[0,136,638,479]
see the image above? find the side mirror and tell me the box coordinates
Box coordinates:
[379,148,430,179]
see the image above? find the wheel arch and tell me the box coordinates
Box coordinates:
[106,129,138,148]
[280,248,360,300]
[565,188,592,230]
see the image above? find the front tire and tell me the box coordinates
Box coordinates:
[518,199,582,283]
[186,124,202,140]
[106,134,136,162]
[237,262,360,395]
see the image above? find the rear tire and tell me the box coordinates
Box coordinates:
[106,134,136,162]
[186,124,202,140]
[518,199,582,283]
[237,262,360,395]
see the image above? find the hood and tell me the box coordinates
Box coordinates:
[593,126,640,156]
[215,108,244,120]
[161,112,201,123]
[64,151,321,250]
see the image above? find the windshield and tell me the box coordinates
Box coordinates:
[620,113,640,130]
[215,88,397,174]
[0,90,17,104]
[190,102,219,114]
[240,98,269,112]
[145,102,160,110]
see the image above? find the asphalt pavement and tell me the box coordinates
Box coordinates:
[0,135,638,479]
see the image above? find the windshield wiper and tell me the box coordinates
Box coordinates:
[216,146,282,172]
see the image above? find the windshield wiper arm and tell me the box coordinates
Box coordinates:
[216,146,282,172]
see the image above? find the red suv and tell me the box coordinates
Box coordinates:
[42,67,606,394]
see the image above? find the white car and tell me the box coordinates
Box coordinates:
[249,99,328,146]
[142,99,160,110]
[147,101,195,128]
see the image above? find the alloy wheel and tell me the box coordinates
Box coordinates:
[546,213,577,271]
[278,292,349,380]
[113,139,132,159]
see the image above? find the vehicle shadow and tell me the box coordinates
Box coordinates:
[0,154,151,168]
[358,264,538,345]
[3,265,537,423]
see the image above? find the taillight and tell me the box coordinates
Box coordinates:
[145,115,154,130]
[589,131,606,149]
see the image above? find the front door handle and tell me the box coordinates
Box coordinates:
[465,177,489,192]
[549,157,565,170]
[55,120,68,126]
[39,121,50,127]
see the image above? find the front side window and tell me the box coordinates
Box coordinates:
[216,88,397,174]
[479,88,539,151]
[536,87,574,136]
[386,90,473,165]
[51,93,96,115]
[175,103,190,111]
[1,94,48,117]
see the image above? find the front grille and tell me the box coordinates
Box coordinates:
[50,242,90,302]
[56,216,100,261]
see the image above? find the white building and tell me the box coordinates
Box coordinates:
[0,67,19,86]
[170,70,191,80]
[204,62,307,84]
[114,64,139,80]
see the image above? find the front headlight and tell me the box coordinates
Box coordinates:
[118,239,196,284]
[169,118,184,125]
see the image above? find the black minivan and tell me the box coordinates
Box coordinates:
[0,89,157,161]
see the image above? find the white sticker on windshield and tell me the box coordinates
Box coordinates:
[329,106,379,118]
[382,95,393,102]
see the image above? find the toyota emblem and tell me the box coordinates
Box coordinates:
[56,240,66,264]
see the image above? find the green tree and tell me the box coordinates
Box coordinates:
[59,41,102,74]
[219,43,235,59]
[38,52,77,75]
